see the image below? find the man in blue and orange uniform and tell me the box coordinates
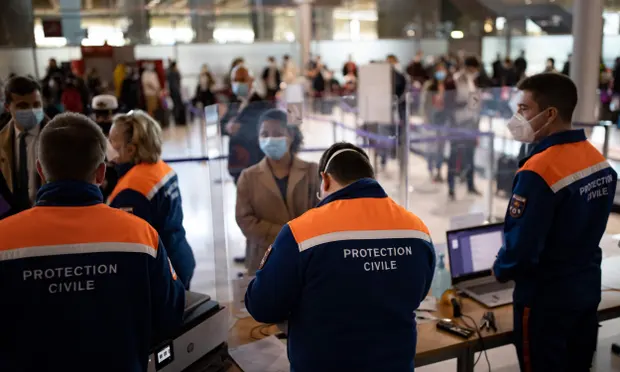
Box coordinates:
[245,143,436,372]
[0,113,185,372]
[494,73,617,372]
[106,110,195,288]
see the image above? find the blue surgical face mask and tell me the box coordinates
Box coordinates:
[260,137,288,160]
[435,71,447,81]
[233,82,250,98]
[15,108,44,130]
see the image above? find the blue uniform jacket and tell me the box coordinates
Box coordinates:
[0,181,185,372]
[108,160,196,288]
[493,130,617,309]
[245,179,436,372]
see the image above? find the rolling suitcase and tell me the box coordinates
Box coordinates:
[496,133,519,195]
[496,154,518,195]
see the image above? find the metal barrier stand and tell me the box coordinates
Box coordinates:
[486,132,495,223]
[399,92,411,209]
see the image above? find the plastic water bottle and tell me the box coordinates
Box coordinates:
[430,253,451,301]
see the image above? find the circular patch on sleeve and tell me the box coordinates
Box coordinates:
[509,194,527,218]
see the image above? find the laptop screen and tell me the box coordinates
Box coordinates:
[446,223,505,281]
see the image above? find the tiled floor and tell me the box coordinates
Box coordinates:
[161,109,620,372]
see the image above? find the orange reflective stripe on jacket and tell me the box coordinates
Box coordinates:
[0,204,159,260]
[288,197,431,252]
[107,160,176,204]
[518,140,610,193]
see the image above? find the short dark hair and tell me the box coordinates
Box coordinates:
[5,76,41,104]
[38,113,107,182]
[547,57,555,65]
[318,143,374,185]
[258,108,303,154]
[464,56,480,68]
[517,73,578,122]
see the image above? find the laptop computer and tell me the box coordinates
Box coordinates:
[446,223,514,308]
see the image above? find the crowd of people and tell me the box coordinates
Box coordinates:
[0,48,617,372]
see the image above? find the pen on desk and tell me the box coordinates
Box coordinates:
[415,313,439,321]
[416,315,435,321]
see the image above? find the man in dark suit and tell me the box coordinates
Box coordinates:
[0,76,47,214]
[262,56,282,101]
[385,54,408,167]
[0,172,13,220]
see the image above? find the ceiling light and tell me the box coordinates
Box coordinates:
[450,30,464,39]
[484,22,493,33]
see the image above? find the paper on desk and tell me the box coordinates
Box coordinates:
[418,296,438,312]
[415,311,438,324]
[229,336,290,372]
[602,256,620,289]
[232,276,255,318]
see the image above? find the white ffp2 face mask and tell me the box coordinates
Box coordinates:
[506,110,550,143]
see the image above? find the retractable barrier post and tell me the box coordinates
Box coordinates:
[602,121,611,159]
[201,111,210,157]
[200,110,207,157]
[186,106,193,150]
[399,92,411,209]
[486,132,495,222]
[354,102,360,134]
[339,101,345,142]
[205,157,231,305]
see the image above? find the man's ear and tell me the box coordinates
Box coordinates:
[94,163,106,185]
[321,172,330,192]
[548,107,559,123]
[36,159,46,184]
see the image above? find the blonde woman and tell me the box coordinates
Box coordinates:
[107,110,195,288]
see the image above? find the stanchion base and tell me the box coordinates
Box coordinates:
[410,183,441,195]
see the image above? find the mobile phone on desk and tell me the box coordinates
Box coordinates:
[436,319,474,339]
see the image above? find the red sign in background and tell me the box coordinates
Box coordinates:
[42,19,63,38]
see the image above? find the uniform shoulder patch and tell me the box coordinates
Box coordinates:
[258,245,273,270]
[509,194,527,218]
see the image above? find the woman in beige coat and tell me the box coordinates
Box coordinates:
[236,109,320,274]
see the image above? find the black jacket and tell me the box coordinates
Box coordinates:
[261,67,282,91]
[0,171,14,220]
[227,99,274,177]
[392,68,407,99]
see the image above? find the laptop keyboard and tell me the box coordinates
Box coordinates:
[468,281,514,295]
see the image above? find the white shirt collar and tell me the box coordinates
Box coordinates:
[13,121,41,138]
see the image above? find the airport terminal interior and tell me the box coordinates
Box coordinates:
[4,0,620,371]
